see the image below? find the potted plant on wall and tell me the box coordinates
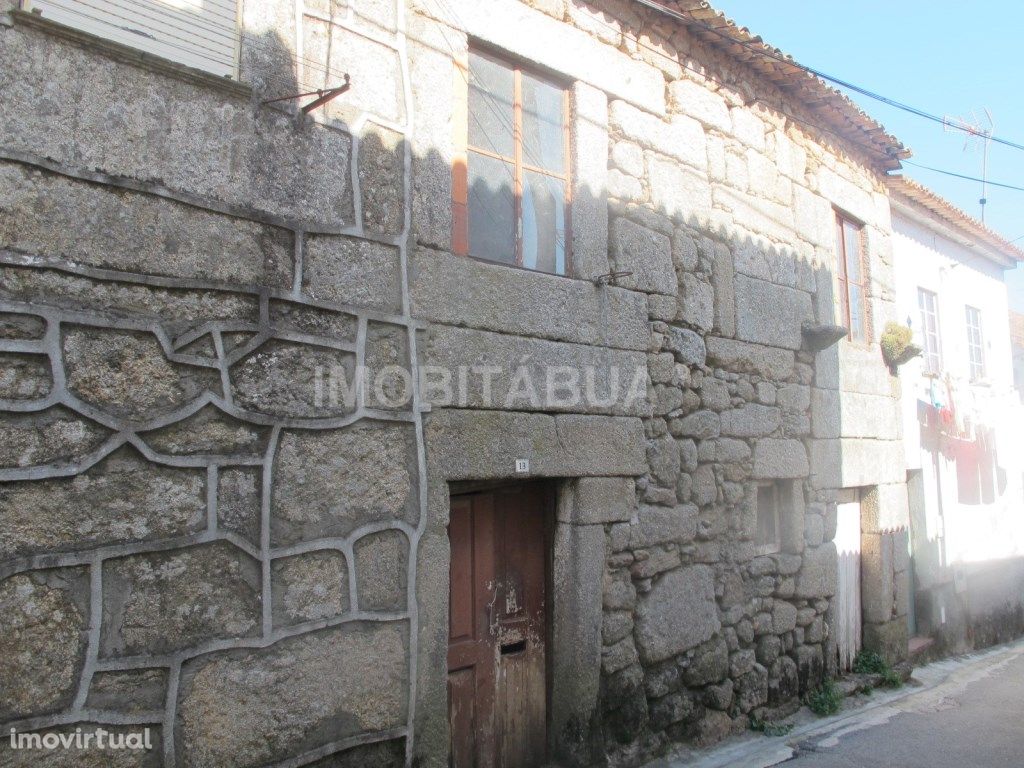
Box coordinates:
[880,321,921,373]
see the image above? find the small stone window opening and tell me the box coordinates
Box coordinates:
[754,483,782,555]
[834,212,870,342]
[452,47,572,275]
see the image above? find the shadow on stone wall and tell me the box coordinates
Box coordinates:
[0,6,924,768]
[0,21,421,768]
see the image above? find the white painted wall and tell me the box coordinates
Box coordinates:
[893,207,1024,565]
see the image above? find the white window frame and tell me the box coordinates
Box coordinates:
[965,305,985,382]
[918,287,942,376]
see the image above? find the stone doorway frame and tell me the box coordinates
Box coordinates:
[414,409,645,767]
[447,478,555,768]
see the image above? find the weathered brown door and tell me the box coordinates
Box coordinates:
[448,484,549,768]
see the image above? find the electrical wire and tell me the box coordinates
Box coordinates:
[565,2,1024,205]
[632,0,1024,153]
[51,0,238,69]
[118,0,358,88]
[420,2,518,245]
[43,0,1024,208]
[901,160,1024,194]
[93,0,238,48]
[492,0,905,167]
[435,0,1024,256]
[123,0,350,80]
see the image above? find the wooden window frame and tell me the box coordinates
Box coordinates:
[452,48,573,276]
[918,287,942,376]
[834,211,870,342]
[965,305,986,382]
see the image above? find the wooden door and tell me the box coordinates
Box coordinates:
[448,484,548,768]
[835,499,862,672]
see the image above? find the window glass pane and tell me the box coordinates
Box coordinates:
[468,51,514,157]
[928,326,940,373]
[521,72,564,174]
[467,151,516,264]
[834,217,845,278]
[522,171,566,275]
[843,220,862,284]
[966,306,984,379]
[838,282,850,330]
[918,289,941,373]
[848,285,865,341]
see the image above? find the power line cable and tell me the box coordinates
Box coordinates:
[115,0,365,96]
[902,160,1024,194]
[632,0,1024,153]
[440,0,1024,252]
[498,0,903,167]
[566,2,1024,205]
[50,0,1024,209]
[52,0,238,69]
[102,0,238,47]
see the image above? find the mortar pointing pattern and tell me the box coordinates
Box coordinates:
[0,1,425,763]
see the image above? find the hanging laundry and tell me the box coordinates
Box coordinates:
[918,400,940,453]
[956,437,981,505]
[944,375,962,437]
[977,425,997,503]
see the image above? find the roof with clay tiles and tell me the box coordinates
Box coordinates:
[887,175,1024,266]
[651,0,910,171]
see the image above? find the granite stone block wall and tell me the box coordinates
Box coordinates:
[0,0,909,766]
[0,2,421,765]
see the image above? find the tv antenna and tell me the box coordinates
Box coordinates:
[943,109,994,223]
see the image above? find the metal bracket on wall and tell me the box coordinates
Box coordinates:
[262,74,351,114]
[595,270,633,286]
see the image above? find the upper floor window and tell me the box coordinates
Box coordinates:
[918,288,941,375]
[453,49,570,275]
[22,0,240,79]
[965,305,985,381]
[834,213,868,342]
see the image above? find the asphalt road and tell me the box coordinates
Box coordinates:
[785,651,1024,768]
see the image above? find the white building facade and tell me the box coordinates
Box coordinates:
[890,178,1024,654]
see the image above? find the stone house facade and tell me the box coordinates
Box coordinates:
[890,177,1024,656]
[0,0,910,766]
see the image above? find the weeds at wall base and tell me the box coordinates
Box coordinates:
[805,680,843,716]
